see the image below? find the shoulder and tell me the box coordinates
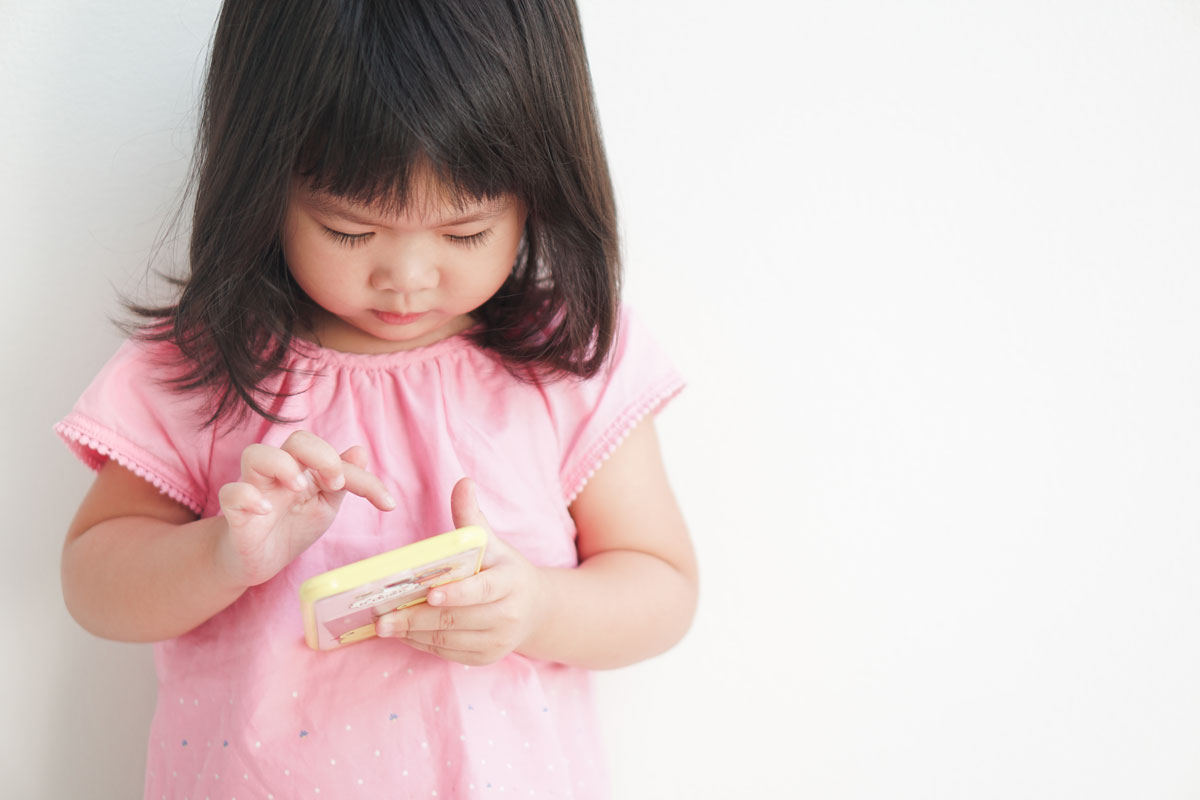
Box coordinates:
[533,304,686,503]
[56,335,219,513]
[605,304,678,380]
[79,333,199,392]
[543,304,684,408]
[67,335,196,407]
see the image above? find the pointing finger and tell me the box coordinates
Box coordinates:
[340,459,396,511]
[339,444,369,470]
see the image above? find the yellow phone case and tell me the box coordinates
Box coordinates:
[299,526,488,651]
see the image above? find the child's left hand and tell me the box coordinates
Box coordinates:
[374,478,548,666]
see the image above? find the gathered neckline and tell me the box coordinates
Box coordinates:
[286,328,481,371]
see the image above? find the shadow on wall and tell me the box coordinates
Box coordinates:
[43,636,156,797]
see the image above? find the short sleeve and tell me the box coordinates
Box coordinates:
[54,339,213,514]
[544,306,686,504]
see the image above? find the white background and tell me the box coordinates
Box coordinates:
[4,1,1200,797]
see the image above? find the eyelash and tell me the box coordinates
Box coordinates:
[445,230,493,248]
[322,228,371,248]
[320,227,494,248]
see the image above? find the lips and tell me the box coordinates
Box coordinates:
[373,310,428,325]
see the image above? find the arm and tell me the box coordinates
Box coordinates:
[62,433,395,642]
[61,460,234,642]
[523,417,698,668]
[380,417,698,670]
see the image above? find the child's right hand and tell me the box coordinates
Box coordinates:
[214,431,396,588]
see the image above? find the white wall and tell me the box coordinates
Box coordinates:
[5,1,1200,797]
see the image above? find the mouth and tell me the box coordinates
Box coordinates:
[373,310,429,326]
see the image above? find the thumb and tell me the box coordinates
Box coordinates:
[450,477,491,532]
[450,477,507,568]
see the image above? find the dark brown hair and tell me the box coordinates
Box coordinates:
[126,0,620,428]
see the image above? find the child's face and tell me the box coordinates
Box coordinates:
[281,170,526,353]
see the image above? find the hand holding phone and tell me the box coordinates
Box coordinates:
[299,526,487,650]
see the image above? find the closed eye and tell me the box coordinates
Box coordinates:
[445,229,493,248]
[322,227,373,247]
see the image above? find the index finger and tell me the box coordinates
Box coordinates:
[340,459,397,511]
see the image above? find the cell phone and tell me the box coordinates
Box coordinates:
[299,526,488,651]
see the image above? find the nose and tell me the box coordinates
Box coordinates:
[370,244,439,293]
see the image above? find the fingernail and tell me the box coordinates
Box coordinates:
[428,591,444,605]
[375,622,392,637]
[292,473,308,491]
[256,499,273,513]
[330,473,345,491]
[382,494,397,509]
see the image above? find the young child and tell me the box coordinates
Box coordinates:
[56,1,696,797]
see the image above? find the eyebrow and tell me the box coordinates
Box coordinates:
[303,192,508,228]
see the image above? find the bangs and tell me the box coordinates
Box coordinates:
[295,1,534,217]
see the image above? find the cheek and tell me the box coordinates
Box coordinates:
[286,239,356,299]
[479,241,520,291]
[443,253,507,299]
[283,241,319,286]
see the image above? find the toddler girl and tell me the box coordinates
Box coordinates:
[56,1,697,797]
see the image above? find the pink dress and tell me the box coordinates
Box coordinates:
[55,307,684,800]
